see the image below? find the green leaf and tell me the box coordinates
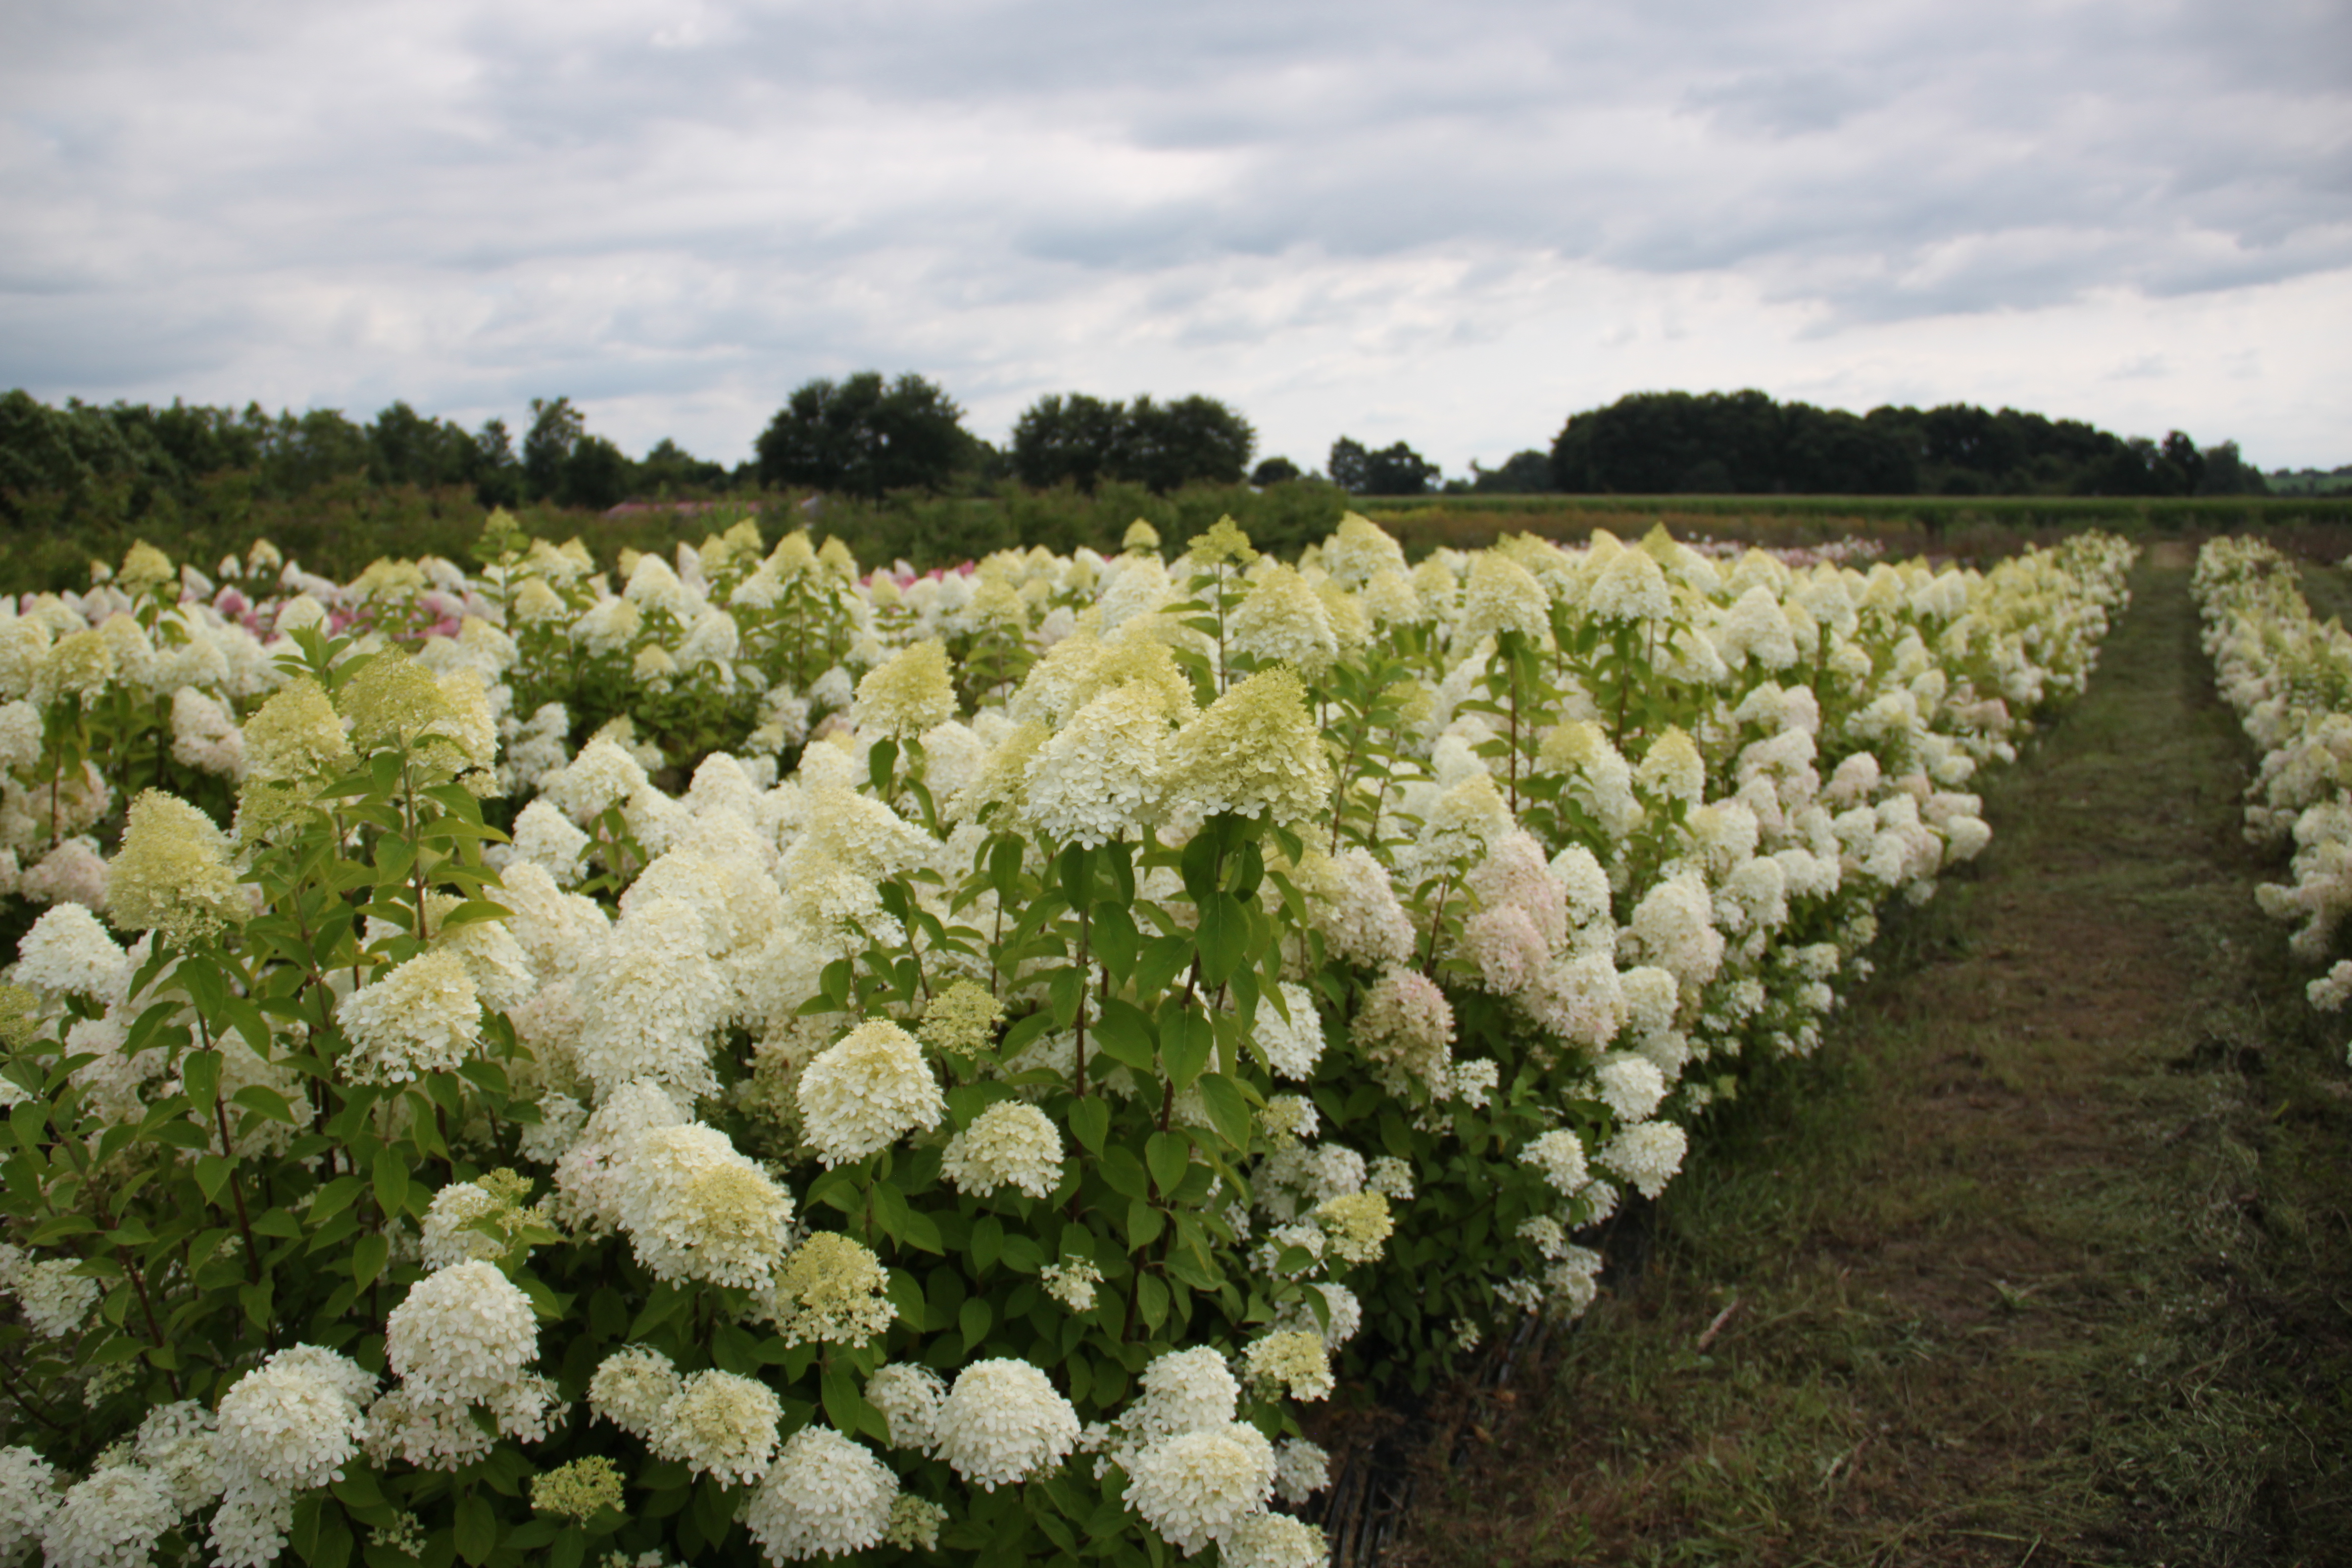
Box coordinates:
[958,1296,993,1351]
[1090,901,1140,981]
[1136,1273,1171,1333]
[232,1085,298,1126]
[1091,999,1157,1075]
[371,1147,409,1220]
[988,833,1027,901]
[350,1233,388,1289]
[1067,1097,1110,1155]
[452,1492,497,1566]
[195,1154,234,1205]
[1127,1199,1166,1248]
[1133,933,1194,1001]
[1194,892,1248,987]
[182,1049,223,1111]
[1158,1005,1213,1091]
[971,1214,1005,1274]
[1193,1074,1255,1152]
[1144,1131,1189,1197]
[887,1268,929,1332]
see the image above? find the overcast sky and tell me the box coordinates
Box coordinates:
[4,0,2348,476]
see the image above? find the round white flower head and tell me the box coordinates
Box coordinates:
[572,895,727,1101]
[1273,1437,1330,1507]
[1600,1120,1689,1199]
[1253,982,1324,1081]
[613,1123,797,1291]
[0,1445,60,1563]
[864,1362,947,1451]
[337,950,482,1085]
[106,789,245,945]
[1242,1330,1333,1402]
[797,1020,944,1167]
[1457,551,1552,647]
[542,736,649,824]
[1545,1246,1606,1321]
[853,639,958,739]
[1125,1421,1276,1554]
[1521,1129,1590,1195]
[652,1370,783,1487]
[1350,969,1455,1097]
[15,1258,99,1338]
[1228,563,1339,677]
[1366,1155,1415,1201]
[386,1260,538,1407]
[588,1346,682,1441]
[766,1232,895,1347]
[1585,542,1672,623]
[933,1358,1080,1490]
[1021,680,1179,847]
[1275,1282,1362,1349]
[1131,1347,1239,1445]
[743,1426,898,1564]
[1635,727,1706,804]
[42,1464,175,1568]
[1595,1054,1669,1122]
[362,1387,497,1471]
[1220,1510,1330,1568]
[1164,667,1336,831]
[16,903,128,1000]
[1040,1258,1104,1313]
[885,1494,948,1552]
[1313,1192,1393,1267]
[214,1345,377,1493]
[940,1101,1064,1200]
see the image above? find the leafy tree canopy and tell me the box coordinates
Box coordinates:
[1011,392,1254,493]
[755,371,981,499]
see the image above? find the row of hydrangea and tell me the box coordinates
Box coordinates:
[2192,536,2352,1042]
[0,514,2132,1568]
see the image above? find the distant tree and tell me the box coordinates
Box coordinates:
[563,434,631,511]
[257,408,373,497]
[1251,455,1303,486]
[1329,436,1439,496]
[1011,392,1124,491]
[472,419,522,508]
[756,372,978,498]
[637,437,732,497]
[1469,449,1554,494]
[2196,441,2268,497]
[1013,392,1254,493]
[1116,395,1255,492]
[522,397,586,503]
[2160,430,2205,496]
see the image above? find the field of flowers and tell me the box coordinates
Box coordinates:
[2194,537,2352,1039]
[0,511,2133,1568]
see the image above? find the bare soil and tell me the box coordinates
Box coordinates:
[1384,559,2352,1567]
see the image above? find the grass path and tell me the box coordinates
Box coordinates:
[1389,554,2352,1567]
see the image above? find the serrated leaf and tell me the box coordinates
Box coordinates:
[1193,1074,1255,1151]
[1194,892,1248,987]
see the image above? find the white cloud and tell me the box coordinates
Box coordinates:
[1,0,2346,471]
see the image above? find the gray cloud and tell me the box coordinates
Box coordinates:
[2,0,2347,468]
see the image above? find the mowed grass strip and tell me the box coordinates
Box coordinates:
[1390,549,2352,1568]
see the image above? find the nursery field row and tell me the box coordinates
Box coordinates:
[0,512,2133,1568]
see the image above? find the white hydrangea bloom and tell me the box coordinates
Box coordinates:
[1252,982,1324,1081]
[1595,1053,1670,1121]
[1125,1421,1276,1555]
[652,1371,783,1487]
[1600,1120,1688,1199]
[1520,1129,1589,1195]
[797,1020,944,1167]
[1272,1436,1330,1506]
[337,950,481,1084]
[1219,1510,1329,1568]
[386,1261,538,1407]
[742,1426,898,1563]
[13,1258,99,1338]
[932,1359,1080,1490]
[864,1363,947,1451]
[0,1446,60,1563]
[1242,1330,1333,1402]
[572,896,728,1101]
[613,1123,797,1290]
[42,1464,176,1568]
[940,1101,1064,1200]
[588,1346,683,1441]
[15,903,129,1000]
[1128,1347,1240,1446]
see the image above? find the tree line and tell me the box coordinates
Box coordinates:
[0,378,2278,539]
